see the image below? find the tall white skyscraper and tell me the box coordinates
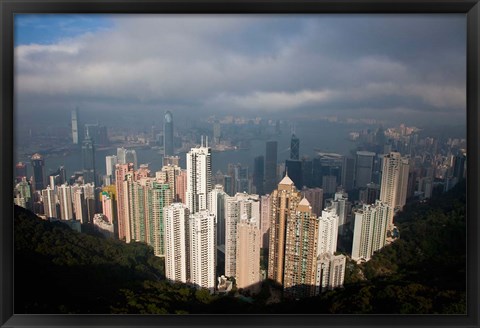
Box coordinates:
[351,200,391,262]
[186,140,212,214]
[57,184,74,220]
[380,152,410,227]
[189,210,216,293]
[317,207,339,256]
[224,193,260,278]
[41,186,57,219]
[164,203,190,284]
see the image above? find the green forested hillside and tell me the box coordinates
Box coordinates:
[14,180,466,314]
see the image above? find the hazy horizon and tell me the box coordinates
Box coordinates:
[14,14,466,128]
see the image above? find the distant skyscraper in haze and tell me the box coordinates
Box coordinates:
[264,141,278,194]
[163,155,180,167]
[452,153,466,180]
[301,157,313,188]
[302,187,323,217]
[82,134,96,185]
[117,147,137,169]
[290,133,299,160]
[186,138,212,214]
[355,151,376,189]
[228,163,250,194]
[164,111,174,157]
[71,107,81,145]
[213,120,221,145]
[341,156,355,191]
[31,153,46,192]
[285,160,303,190]
[105,155,118,185]
[253,156,265,195]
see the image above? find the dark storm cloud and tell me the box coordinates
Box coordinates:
[14,14,466,125]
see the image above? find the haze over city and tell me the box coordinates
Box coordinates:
[15,14,466,127]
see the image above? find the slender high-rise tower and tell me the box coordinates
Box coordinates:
[164,203,190,284]
[189,210,216,293]
[283,197,319,299]
[317,207,339,256]
[236,216,261,293]
[224,193,260,278]
[380,152,410,213]
[82,134,96,185]
[355,151,376,189]
[267,173,302,285]
[264,141,278,194]
[41,186,57,219]
[164,111,174,157]
[115,163,135,241]
[71,107,80,145]
[73,189,88,223]
[290,133,300,160]
[253,156,265,195]
[208,184,227,247]
[57,184,74,220]
[105,155,118,185]
[186,139,212,214]
[31,153,46,192]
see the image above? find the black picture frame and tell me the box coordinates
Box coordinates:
[1,0,479,327]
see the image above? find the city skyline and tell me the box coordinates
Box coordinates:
[10,13,469,314]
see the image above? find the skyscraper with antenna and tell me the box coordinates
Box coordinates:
[186,136,212,214]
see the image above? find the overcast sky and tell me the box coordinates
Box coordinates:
[14,14,466,127]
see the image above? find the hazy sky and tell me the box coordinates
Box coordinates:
[14,14,466,126]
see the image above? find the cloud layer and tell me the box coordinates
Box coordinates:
[14,14,466,125]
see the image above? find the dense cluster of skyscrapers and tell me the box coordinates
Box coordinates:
[14,110,466,299]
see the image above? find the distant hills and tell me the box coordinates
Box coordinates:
[14,180,466,314]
